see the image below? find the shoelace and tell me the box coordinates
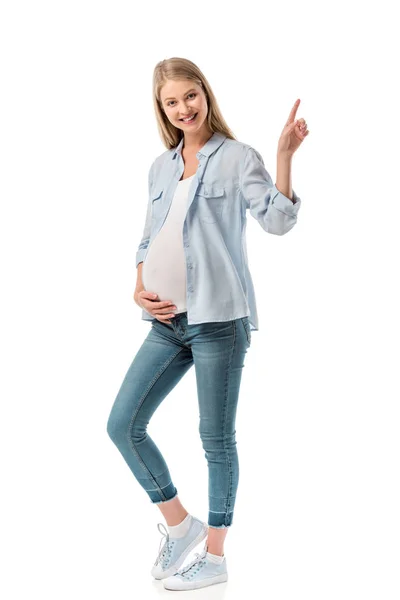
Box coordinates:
[153,522,175,567]
[177,548,207,577]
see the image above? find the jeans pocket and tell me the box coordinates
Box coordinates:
[240,316,251,346]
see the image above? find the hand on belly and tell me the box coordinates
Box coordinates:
[137,290,177,324]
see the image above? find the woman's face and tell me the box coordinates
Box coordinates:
[159,80,209,134]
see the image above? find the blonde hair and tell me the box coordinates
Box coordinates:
[152,57,237,149]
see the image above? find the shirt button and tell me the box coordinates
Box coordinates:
[188,264,193,269]
[188,287,193,292]
[185,243,189,247]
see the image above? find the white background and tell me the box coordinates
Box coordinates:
[1,1,399,598]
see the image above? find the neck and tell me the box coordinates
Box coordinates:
[182,127,213,152]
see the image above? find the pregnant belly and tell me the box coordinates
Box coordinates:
[142,241,187,313]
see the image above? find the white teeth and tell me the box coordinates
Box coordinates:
[182,114,196,122]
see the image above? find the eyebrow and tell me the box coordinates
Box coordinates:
[163,88,197,102]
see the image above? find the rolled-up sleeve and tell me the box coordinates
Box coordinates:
[240,146,302,235]
[135,160,155,267]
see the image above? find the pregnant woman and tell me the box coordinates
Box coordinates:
[107,56,309,591]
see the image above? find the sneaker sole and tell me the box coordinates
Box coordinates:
[163,572,228,590]
[154,523,208,580]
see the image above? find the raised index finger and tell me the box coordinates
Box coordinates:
[287,98,300,124]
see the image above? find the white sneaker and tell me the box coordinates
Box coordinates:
[151,515,208,580]
[163,544,228,590]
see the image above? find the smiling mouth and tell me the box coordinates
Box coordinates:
[180,113,198,123]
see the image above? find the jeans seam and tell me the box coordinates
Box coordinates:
[219,320,236,525]
[146,481,174,492]
[127,347,184,501]
[151,490,178,505]
[240,316,251,345]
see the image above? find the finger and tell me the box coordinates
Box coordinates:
[285,120,299,134]
[286,99,300,124]
[148,297,173,307]
[140,291,158,300]
[154,300,176,309]
[156,313,175,322]
[297,127,309,139]
[155,302,177,313]
[141,297,176,313]
[155,304,173,312]
[299,122,308,135]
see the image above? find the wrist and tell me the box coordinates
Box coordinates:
[277,151,293,162]
[134,289,144,307]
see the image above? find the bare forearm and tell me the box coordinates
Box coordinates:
[134,262,145,306]
[275,153,294,202]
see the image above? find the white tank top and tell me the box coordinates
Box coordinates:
[142,174,194,314]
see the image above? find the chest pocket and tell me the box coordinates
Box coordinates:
[150,189,164,219]
[195,183,225,224]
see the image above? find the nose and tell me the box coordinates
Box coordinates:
[179,102,193,116]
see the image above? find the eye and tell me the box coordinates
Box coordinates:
[167,92,197,107]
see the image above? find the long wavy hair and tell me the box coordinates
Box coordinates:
[152,57,237,150]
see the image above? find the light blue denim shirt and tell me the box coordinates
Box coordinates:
[136,132,302,331]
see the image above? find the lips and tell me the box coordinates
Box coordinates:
[180,113,198,122]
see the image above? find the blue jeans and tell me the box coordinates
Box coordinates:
[106,311,251,528]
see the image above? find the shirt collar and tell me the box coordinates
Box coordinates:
[172,131,227,160]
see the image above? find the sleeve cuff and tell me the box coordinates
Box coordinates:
[271,184,302,217]
[135,249,147,267]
